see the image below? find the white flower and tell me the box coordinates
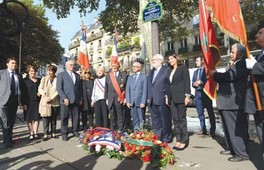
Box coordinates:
[106,145,114,150]
[95,144,101,152]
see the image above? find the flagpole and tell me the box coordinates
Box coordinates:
[240,9,262,111]
[200,0,209,68]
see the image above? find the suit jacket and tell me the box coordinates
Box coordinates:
[126,72,147,107]
[245,50,264,114]
[38,75,60,107]
[105,71,127,106]
[0,69,26,106]
[56,70,82,104]
[213,58,250,110]
[192,67,206,91]
[148,66,169,106]
[167,65,191,104]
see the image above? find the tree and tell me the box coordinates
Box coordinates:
[43,0,198,39]
[0,0,63,70]
[43,0,264,41]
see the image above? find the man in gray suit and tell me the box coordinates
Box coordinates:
[209,43,250,162]
[57,60,82,141]
[0,57,26,148]
[126,61,147,131]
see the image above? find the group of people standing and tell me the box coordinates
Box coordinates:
[0,22,264,165]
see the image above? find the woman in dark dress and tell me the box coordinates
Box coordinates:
[23,65,41,140]
[81,70,94,130]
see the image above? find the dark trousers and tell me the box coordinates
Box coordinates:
[60,103,79,137]
[42,106,59,135]
[254,113,264,159]
[195,91,216,134]
[170,102,188,144]
[221,110,249,158]
[94,99,108,128]
[149,104,172,142]
[109,98,125,131]
[81,107,93,130]
[0,95,18,148]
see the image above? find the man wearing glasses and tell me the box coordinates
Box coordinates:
[147,54,172,143]
[126,61,147,131]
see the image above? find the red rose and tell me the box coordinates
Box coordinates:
[142,156,151,162]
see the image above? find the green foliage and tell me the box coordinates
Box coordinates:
[0,0,63,70]
[241,0,264,24]
[133,37,140,47]
[99,0,139,36]
[43,0,100,19]
[42,0,264,45]
[106,46,112,56]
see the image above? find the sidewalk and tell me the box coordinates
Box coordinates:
[0,108,263,170]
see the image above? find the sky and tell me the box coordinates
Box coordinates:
[35,0,106,54]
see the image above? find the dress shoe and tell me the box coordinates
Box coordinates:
[4,143,13,149]
[51,134,58,139]
[73,132,79,138]
[172,143,188,151]
[228,155,249,162]
[196,131,207,135]
[42,137,48,141]
[209,132,216,138]
[62,136,68,141]
[220,150,231,155]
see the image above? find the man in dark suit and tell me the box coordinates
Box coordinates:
[192,56,216,136]
[57,60,82,141]
[209,43,250,162]
[105,59,127,131]
[0,57,26,148]
[148,54,172,143]
[245,21,264,161]
[126,61,147,131]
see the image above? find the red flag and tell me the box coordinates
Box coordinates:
[78,25,90,70]
[199,0,221,100]
[206,0,248,46]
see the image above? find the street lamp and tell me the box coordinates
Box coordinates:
[18,23,24,73]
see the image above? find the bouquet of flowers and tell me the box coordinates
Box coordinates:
[123,131,175,167]
[80,127,123,160]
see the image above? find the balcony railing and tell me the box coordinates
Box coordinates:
[68,41,80,50]
[178,47,188,54]
[87,31,104,43]
[193,44,201,52]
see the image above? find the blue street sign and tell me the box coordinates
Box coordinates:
[142,1,163,23]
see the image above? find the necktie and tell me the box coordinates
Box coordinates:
[196,68,201,81]
[70,72,75,83]
[152,69,158,83]
[11,72,16,95]
[133,74,137,81]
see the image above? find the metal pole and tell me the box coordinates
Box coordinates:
[19,31,22,73]
[151,21,160,56]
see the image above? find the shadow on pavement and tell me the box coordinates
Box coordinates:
[0,149,53,170]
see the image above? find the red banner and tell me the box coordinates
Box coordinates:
[199,0,221,100]
[206,0,248,46]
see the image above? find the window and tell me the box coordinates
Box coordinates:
[180,38,187,48]
[195,36,200,45]
[167,41,174,51]
[98,40,102,47]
